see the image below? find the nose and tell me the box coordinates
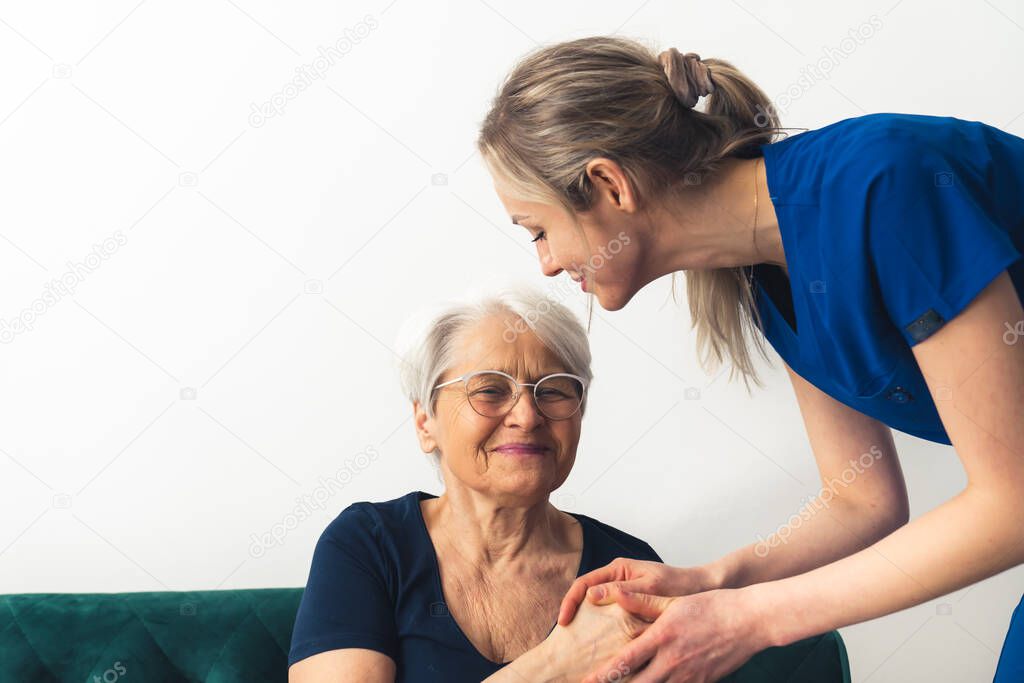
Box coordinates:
[503,389,545,428]
[540,242,565,278]
[541,262,563,278]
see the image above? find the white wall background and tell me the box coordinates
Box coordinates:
[1,0,1021,680]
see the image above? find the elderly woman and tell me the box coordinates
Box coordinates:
[287,289,659,682]
[286,289,846,682]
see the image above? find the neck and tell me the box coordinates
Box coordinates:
[424,486,572,569]
[642,156,787,279]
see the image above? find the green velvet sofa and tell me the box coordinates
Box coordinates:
[0,587,850,681]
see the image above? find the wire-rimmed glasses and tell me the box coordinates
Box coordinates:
[432,370,587,421]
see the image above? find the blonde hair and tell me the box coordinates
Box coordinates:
[478,36,791,392]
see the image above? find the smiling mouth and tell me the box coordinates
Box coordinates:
[493,444,550,456]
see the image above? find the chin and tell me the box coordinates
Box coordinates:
[593,285,635,312]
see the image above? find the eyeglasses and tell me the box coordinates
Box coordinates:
[432,370,587,421]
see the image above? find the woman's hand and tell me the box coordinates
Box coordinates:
[537,598,653,682]
[578,587,770,683]
[557,558,715,626]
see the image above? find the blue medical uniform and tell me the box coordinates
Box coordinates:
[754,112,1024,680]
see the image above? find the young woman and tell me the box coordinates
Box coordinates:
[477,36,1024,682]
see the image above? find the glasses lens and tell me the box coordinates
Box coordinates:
[466,372,517,417]
[534,375,584,419]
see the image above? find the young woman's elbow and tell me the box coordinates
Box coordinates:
[860,494,910,539]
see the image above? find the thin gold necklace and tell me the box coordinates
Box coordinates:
[752,156,760,258]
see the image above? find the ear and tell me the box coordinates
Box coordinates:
[585,157,638,213]
[412,400,438,454]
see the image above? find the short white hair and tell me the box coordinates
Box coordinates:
[397,287,594,441]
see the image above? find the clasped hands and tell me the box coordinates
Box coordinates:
[534,558,768,683]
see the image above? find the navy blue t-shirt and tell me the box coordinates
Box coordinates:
[753,113,1024,444]
[288,490,662,681]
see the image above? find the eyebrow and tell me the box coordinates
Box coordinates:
[493,368,564,380]
[510,214,532,225]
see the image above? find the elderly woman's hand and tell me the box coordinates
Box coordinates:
[557,558,715,626]
[576,587,770,683]
[535,597,652,682]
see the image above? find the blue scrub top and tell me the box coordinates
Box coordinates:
[287,490,662,680]
[754,113,1024,444]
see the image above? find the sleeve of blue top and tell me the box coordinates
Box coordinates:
[288,504,399,666]
[866,139,1022,347]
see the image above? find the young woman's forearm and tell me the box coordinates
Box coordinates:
[703,495,907,590]
[750,485,1024,647]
